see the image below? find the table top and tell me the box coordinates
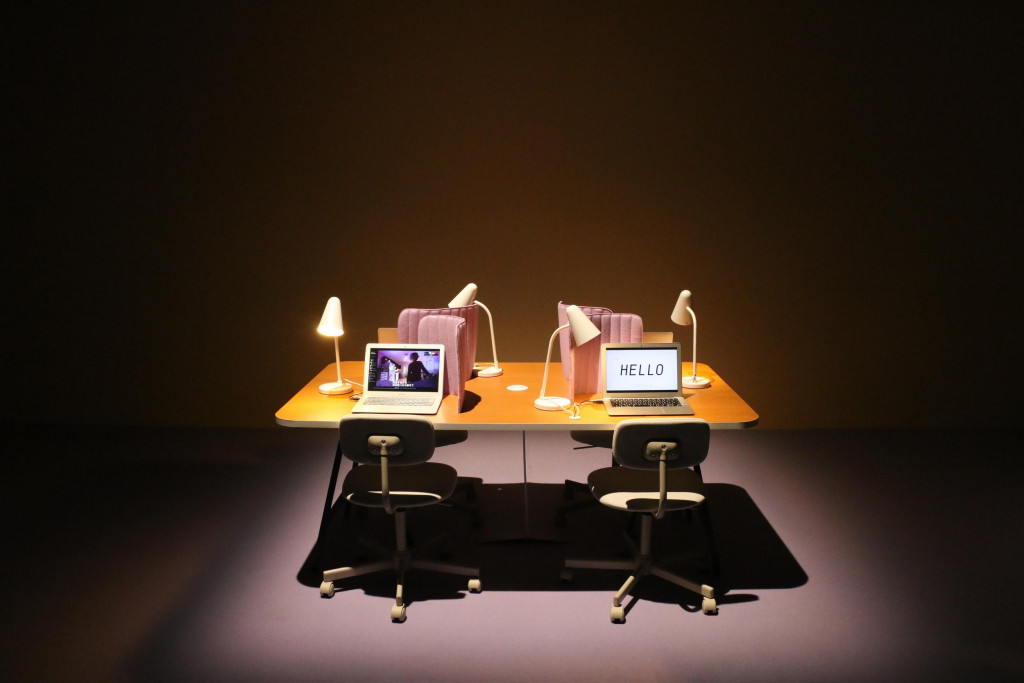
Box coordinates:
[275,361,758,430]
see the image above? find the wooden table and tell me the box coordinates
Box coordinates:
[278,361,758,543]
[276,361,758,430]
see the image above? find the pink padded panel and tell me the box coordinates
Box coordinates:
[557,302,613,380]
[397,305,479,369]
[568,312,644,395]
[417,314,468,411]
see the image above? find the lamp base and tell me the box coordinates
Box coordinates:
[476,365,503,378]
[682,376,711,389]
[534,396,570,411]
[319,381,354,395]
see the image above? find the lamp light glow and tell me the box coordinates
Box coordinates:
[535,304,601,411]
[448,282,503,377]
[671,289,710,389]
[317,296,353,395]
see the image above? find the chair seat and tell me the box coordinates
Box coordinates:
[434,430,469,448]
[569,430,613,449]
[343,462,458,509]
[588,466,705,513]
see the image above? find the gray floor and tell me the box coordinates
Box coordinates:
[1,425,1021,681]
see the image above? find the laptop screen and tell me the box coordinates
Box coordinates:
[365,346,442,392]
[604,346,680,393]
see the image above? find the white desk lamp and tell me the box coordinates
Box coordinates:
[449,282,503,378]
[671,289,710,389]
[535,304,601,411]
[317,296,353,395]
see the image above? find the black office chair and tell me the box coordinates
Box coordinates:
[560,429,721,578]
[342,427,477,520]
[561,418,718,622]
[319,415,481,623]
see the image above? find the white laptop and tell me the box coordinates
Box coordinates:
[600,342,694,416]
[351,343,445,415]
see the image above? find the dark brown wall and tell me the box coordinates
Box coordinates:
[5,2,1022,429]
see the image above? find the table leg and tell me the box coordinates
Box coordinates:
[479,430,563,542]
[520,431,529,530]
[318,440,344,544]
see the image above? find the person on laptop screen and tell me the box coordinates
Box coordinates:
[405,352,432,386]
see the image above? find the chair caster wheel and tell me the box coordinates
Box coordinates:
[468,578,482,593]
[391,604,407,623]
[610,605,625,623]
[702,597,717,614]
[319,581,335,598]
[559,568,573,582]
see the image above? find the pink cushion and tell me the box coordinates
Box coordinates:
[417,314,468,411]
[398,305,479,370]
[557,302,613,380]
[567,311,644,395]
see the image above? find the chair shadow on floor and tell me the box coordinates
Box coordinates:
[298,481,807,609]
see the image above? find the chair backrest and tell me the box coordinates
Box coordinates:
[417,314,468,410]
[377,327,399,343]
[611,418,710,471]
[642,331,673,343]
[339,415,436,467]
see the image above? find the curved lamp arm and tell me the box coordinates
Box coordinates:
[475,300,502,377]
[537,323,569,401]
[476,300,499,368]
[687,306,698,381]
[535,304,599,410]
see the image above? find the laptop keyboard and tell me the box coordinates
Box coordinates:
[609,397,684,407]
[364,397,436,407]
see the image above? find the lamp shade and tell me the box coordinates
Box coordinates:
[671,290,693,326]
[317,297,344,336]
[565,304,601,346]
[448,283,478,308]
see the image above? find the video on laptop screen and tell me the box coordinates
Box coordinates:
[366,347,442,392]
[604,347,680,393]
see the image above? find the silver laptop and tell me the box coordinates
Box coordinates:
[600,342,694,416]
[351,343,445,415]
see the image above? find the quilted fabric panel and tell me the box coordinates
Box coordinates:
[397,305,479,370]
[417,314,468,410]
[569,312,644,395]
[557,302,613,380]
